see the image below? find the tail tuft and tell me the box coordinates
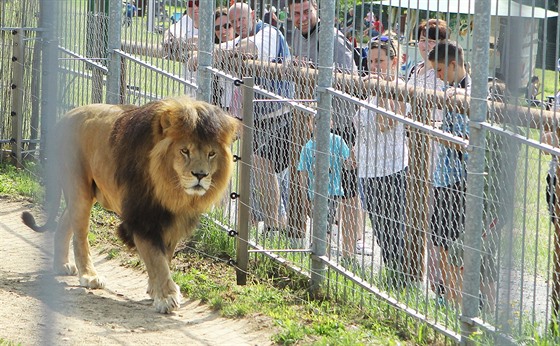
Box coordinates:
[21,211,53,233]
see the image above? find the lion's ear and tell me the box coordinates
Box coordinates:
[226,115,242,144]
[158,105,186,133]
[159,109,178,132]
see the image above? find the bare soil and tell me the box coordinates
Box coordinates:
[0,197,275,345]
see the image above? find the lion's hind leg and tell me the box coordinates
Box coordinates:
[53,209,78,276]
[134,235,182,313]
[69,198,105,289]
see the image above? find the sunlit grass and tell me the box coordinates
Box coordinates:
[0,163,42,200]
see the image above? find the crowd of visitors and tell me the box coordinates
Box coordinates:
[162,1,560,309]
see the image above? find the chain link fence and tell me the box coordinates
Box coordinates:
[2,0,560,343]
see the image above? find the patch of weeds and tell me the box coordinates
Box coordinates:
[0,163,42,200]
[105,248,120,260]
[0,340,22,346]
[124,257,143,269]
[272,319,308,345]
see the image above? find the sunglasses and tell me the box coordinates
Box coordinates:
[187,0,199,7]
[369,35,396,56]
[214,23,231,31]
[371,35,390,42]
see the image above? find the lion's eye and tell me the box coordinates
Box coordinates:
[181,148,190,157]
[208,151,216,159]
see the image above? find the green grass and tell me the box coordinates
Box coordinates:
[535,68,559,98]
[0,340,21,346]
[0,163,42,199]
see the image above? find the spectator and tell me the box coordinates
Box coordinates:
[212,8,237,110]
[288,0,367,263]
[163,0,199,58]
[406,18,449,303]
[354,36,410,283]
[526,75,543,108]
[228,2,295,241]
[446,79,508,311]
[263,5,279,28]
[342,7,354,35]
[214,7,236,44]
[428,41,471,307]
[363,13,383,38]
[123,1,137,27]
[298,117,350,248]
[277,6,288,36]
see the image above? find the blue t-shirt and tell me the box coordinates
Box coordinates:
[433,75,471,188]
[125,4,136,18]
[297,133,350,197]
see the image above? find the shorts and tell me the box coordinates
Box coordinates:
[327,197,340,226]
[305,195,339,227]
[254,113,292,173]
[546,173,557,221]
[341,168,358,199]
[430,181,466,250]
[448,222,499,284]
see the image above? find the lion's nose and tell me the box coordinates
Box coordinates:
[192,171,208,181]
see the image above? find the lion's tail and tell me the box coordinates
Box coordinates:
[21,210,58,233]
[21,170,62,233]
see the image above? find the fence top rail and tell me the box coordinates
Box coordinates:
[0,27,45,32]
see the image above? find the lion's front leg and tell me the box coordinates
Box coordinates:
[134,235,183,314]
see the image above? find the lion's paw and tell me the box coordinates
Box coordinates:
[79,275,105,289]
[153,291,183,314]
[54,263,78,276]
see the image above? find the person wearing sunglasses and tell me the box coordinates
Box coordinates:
[354,35,410,284]
[214,7,235,44]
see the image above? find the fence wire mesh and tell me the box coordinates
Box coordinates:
[3,0,560,343]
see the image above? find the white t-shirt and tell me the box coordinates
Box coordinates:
[234,24,279,62]
[406,62,445,122]
[354,84,410,178]
[168,14,198,40]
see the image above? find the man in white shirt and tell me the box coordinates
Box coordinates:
[228,2,295,239]
[163,0,199,64]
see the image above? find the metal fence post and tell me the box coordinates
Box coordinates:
[10,29,24,167]
[236,77,254,285]
[460,1,491,343]
[310,0,336,295]
[195,0,213,102]
[105,0,122,104]
[38,0,59,343]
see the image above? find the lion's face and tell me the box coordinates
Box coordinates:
[174,141,220,196]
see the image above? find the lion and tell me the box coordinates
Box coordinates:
[21,96,239,313]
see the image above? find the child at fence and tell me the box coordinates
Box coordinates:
[353,35,410,283]
[297,116,354,268]
[445,79,509,312]
[427,41,471,306]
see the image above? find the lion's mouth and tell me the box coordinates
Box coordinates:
[186,184,208,196]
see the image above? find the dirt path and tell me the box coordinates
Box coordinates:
[0,198,274,345]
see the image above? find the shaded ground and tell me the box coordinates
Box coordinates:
[0,197,274,345]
